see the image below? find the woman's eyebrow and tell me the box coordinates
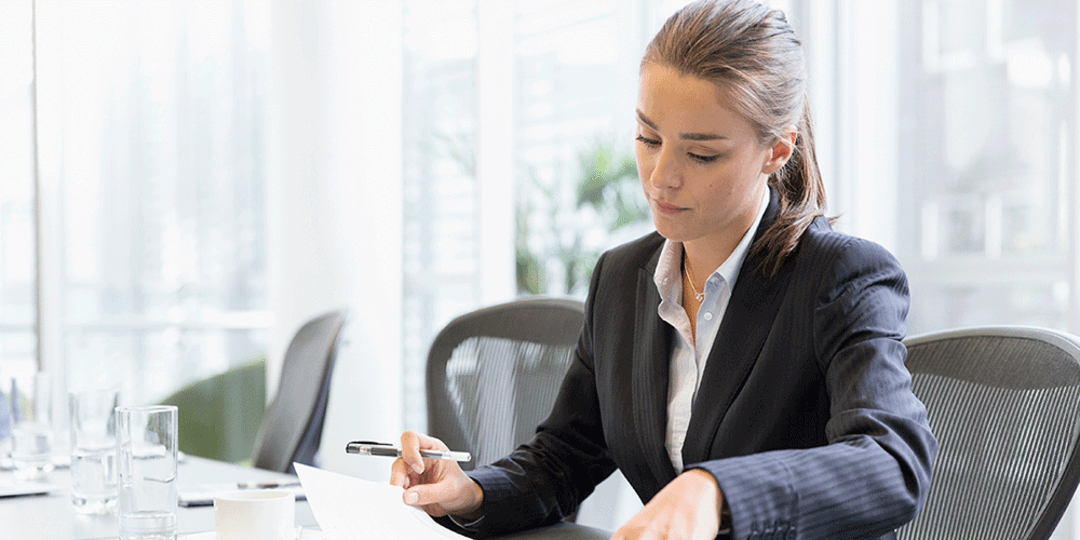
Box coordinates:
[636,109,728,141]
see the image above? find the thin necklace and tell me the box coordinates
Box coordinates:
[682,256,705,303]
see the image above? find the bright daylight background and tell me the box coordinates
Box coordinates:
[2,0,1079,534]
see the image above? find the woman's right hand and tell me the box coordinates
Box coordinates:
[389,430,485,520]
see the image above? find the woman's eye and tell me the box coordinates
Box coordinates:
[636,135,719,163]
[635,135,660,147]
[689,152,720,163]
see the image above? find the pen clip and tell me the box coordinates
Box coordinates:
[351,440,392,447]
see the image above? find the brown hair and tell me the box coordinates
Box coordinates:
[642,0,827,276]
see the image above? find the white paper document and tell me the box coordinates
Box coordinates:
[294,463,469,540]
[0,479,63,498]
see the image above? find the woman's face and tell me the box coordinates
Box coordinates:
[635,62,789,248]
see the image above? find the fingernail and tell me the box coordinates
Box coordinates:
[405,491,419,504]
[412,463,424,474]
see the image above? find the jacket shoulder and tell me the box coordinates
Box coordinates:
[598,231,665,273]
[797,217,903,273]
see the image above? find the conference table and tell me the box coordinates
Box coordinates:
[0,454,610,539]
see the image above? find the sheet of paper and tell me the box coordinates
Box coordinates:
[0,479,63,498]
[294,463,469,540]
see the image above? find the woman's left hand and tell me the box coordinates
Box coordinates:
[610,469,723,540]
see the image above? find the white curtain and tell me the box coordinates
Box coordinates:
[266,0,404,479]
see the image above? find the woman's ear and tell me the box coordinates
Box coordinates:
[761,125,798,175]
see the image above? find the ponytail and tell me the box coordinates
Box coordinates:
[757,99,829,276]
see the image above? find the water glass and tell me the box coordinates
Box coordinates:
[10,373,55,481]
[117,405,178,540]
[69,387,120,514]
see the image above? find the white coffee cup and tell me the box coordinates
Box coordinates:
[214,489,296,540]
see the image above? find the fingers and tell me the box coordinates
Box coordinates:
[400,430,449,475]
[393,430,437,484]
[390,457,410,488]
[610,514,657,540]
[610,470,723,540]
[610,523,660,540]
[399,430,426,474]
[402,473,483,520]
[404,482,446,510]
[403,476,458,506]
[612,516,681,540]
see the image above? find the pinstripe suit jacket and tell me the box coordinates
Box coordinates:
[466,190,937,539]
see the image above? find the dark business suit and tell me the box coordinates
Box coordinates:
[466,190,937,539]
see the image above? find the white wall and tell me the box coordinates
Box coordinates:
[267,0,404,481]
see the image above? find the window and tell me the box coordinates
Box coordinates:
[401,0,678,432]
[896,0,1078,334]
[5,0,273,405]
[401,0,482,434]
[0,0,37,385]
[797,0,1080,336]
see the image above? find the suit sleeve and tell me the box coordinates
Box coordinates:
[462,251,618,538]
[692,239,937,539]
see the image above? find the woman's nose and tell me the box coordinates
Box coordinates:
[648,149,680,190]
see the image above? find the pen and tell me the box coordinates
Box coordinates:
[345,440,472,462]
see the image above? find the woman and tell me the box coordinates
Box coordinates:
[390,1,937,539]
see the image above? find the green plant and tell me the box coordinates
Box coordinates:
[576,141,649,231]
[516,138,649,296]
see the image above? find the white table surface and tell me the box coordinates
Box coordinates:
[0,454,611,539]
[0,454,317,540]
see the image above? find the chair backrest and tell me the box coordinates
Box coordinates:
[898,326,1080,540]
[426,297,585,471]
[159,359,266,463]
[252,309,347,473]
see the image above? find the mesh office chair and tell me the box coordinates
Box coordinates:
[426,297,585,471]
[898,326,1080,540]
[426,298,614,538]
[252,309,348,473]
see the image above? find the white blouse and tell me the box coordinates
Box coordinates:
[652,188,769,472]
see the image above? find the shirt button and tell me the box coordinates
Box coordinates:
[703,312,713,321]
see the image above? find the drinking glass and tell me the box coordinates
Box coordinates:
[117,405,178,540]
[69,387,120,514]
[10,372,55,481]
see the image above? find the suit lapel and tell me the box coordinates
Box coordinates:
[631,251,678,486]
[682,189,792,466]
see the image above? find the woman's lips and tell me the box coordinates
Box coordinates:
[652,200,686,215]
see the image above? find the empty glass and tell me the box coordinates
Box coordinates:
[117,405,178,540]
[69,387,120,514]
[10,372,55,481]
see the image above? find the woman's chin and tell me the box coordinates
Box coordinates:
[651,219,691,242]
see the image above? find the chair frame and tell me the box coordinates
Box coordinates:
[425,297,585,467]
[902,325,1080,540]
[252,309,348,473]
